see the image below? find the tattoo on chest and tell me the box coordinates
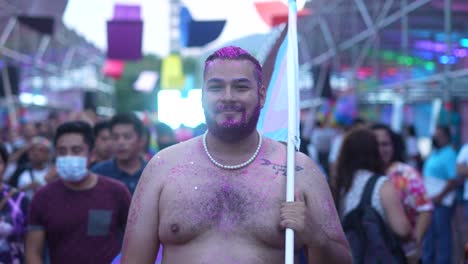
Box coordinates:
[260,159,303,176]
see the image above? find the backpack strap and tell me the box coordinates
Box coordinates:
[358,174,381,207]
[28,167,35,182]
[8,191,24,221]
[0,187,19,212]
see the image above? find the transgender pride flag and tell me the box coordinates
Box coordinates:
[257,24,300,150]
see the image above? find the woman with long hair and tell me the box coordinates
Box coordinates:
[371,124,433,263]
[335,128,411,261]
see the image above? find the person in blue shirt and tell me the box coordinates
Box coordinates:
[422,125,457,264]
[92,113,146,194]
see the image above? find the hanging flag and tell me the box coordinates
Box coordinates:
[133,71,159,93]
[160,55,185,90]
[102,59,125,80]
[254,1,312,27]
[257,23,300,150]
[255,6,301,261]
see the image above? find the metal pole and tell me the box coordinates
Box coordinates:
[169,0,181,53]
[35,36,51,62]
[401,0,409,102]
[444,0,452,76]
[375,68,468,90]
[354,0,374,30]
[62,47,76,70]
[0,18,16,47]
[443,0,453,130]
[401,0,409,79]
[351,0,394,79]
[1,66,18,130]
[350,2,358,67]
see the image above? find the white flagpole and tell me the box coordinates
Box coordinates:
[285,0,299,264]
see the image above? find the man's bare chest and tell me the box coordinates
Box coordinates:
[158,165,286,245]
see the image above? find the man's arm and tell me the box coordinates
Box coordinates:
[120,156,164,264]
[299,155,352,264]
[457,163,468,178]
[456,146,468,177]
[25,230,45,264]
[433,155,461,203]
[118,181,132,232]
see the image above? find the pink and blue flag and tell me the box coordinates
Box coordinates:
[257,25,300,149]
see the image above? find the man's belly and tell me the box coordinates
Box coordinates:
[161,235,286,264]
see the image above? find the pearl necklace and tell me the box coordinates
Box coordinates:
[203,131,262,170]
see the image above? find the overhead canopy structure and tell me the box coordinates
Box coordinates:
[290,0,468,103]
[0,0,111,111]
[0,0,104,72]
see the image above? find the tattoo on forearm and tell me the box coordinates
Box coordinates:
[260,159,303,176]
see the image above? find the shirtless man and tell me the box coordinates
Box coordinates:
[121,46,352,263]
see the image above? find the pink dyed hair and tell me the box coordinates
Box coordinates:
[204,46,263,88]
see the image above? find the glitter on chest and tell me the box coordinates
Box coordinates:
[166,164,283,234]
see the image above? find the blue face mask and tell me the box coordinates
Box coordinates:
[56,156,88,182]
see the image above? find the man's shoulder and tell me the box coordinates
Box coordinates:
[153,136,200,161]
[295,148,320,169]
[33,180,64,201]
[262,137,323,178]
[91,159,115,172]
[97,175,130,193]
[141,137,201,183]
[291,147,327,188]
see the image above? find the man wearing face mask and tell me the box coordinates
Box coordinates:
[25,121,131,264]
[421,125,457,264]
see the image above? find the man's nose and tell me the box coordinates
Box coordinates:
[115,137,125,145]
[222,87,235,100]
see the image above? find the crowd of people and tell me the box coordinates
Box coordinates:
[0,111,200,263]
[0,45,466,263]
[305,118,468,263]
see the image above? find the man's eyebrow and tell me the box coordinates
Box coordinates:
[206,78,224,83]
[232,78,252,83]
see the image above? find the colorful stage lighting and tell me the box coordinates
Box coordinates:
[460,38,468,48]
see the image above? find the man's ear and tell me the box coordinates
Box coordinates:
[259,85,267,108]
[201,90,206,110]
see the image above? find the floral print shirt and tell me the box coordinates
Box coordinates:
[387,162,433,228]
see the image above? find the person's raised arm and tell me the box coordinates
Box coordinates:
[25,230,45,264]
[120,156,164,264]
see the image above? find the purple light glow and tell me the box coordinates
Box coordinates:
[454,48,468,58]
[414,40,447,53]
[414,40,468,58]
